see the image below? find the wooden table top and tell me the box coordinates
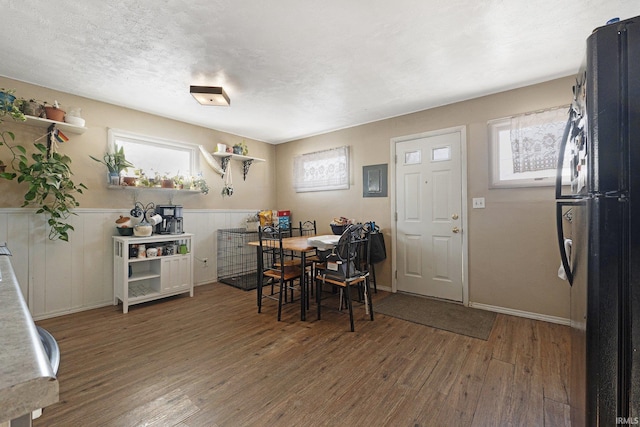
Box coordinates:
[247,235,316,252]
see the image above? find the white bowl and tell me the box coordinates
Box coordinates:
[133,224,153,237]
[64,116,85,127]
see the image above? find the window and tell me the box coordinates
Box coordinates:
[108,129,199,178]
[489,106,570,188]
[293,146,349,192]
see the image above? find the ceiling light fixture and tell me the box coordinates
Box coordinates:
[190,86,230,106]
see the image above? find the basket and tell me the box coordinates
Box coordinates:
[330,224,346,235]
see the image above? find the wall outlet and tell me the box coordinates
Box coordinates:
[472,197,485,209]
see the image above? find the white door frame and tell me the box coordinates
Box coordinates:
[389,125,469,305]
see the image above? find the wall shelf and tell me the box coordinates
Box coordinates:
[23,115,87,135]
[107,185,201,193]
[212,152,265,180]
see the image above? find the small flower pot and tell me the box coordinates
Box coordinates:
[161,179,174,188]
[45,106,65,122]
[122,176,137,186]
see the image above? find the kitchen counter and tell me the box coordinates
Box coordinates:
[0,256,58,423]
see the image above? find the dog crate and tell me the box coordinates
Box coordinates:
[217,228,259,290]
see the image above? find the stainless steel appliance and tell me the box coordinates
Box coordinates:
[154,205,184,234]
[556,15,640,426]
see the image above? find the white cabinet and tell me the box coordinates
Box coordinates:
[113,234,194,313]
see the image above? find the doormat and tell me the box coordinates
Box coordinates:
[374,293,496,340]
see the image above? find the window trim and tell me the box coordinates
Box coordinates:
[488,109,570,189]
[107,128,200,177]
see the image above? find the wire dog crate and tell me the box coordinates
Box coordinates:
[217,228,259,290]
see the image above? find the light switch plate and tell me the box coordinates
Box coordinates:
[472,197,485,209]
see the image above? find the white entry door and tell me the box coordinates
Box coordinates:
[394,128,464,301]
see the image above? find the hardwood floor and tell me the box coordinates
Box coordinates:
[34,283,571,427]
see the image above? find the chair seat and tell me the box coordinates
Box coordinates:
[265,266,302,281]
[315,273,367,288]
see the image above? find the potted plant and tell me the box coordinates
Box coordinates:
[232,140,248,156]
[89,145,134,185]
[43,100,65,122]
[18,98,45,118]
[161,173,174,188]
[0,90,86,241]
[190,175,210,194]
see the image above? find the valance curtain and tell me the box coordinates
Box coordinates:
[510,107,568,173]
[293,146,349,192]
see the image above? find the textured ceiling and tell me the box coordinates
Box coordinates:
[0,1,638,143]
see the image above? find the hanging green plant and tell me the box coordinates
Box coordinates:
[0,89,87,241]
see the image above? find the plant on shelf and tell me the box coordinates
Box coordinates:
[16,98,45,118]
[190,175,210,194]
[232,140,248,156]
[0,89,87,241]
[89,145,134,184]
[173,174,185,189]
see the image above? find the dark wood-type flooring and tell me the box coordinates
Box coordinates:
[34,282,571,426]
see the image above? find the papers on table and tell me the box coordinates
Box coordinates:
[307,234,340,250]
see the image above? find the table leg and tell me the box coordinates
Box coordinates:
[301,251,306,321]
[256,246,263,307]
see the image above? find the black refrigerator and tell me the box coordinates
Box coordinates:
[556,15,640,426]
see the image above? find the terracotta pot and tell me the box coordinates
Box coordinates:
[122,176,137,186]
[45,106,65,122]
[161,179,174,188]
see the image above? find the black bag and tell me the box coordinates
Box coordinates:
[369,232,386,264]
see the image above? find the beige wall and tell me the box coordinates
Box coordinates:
[276,76,574,320]
[0,76,276,211]
[1,75,574,320]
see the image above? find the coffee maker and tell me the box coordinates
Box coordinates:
[154,205,184,234]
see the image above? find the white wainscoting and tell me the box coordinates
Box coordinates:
[0,208,257,320]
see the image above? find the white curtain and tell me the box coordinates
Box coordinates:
[293,146,349,192]
[510,107,568,173]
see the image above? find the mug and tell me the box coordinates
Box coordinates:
[146,247,158,257]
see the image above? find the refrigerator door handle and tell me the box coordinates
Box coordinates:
[555,108,578,200]
[556,201,577,285]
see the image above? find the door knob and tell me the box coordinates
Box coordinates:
[451,213,459,220]
[452,227,460,233]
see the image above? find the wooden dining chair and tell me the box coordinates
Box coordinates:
[314,224,374,332]
[258,226,303,321]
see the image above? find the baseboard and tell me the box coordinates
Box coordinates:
[32,301,114,321]
[468,302,570,326]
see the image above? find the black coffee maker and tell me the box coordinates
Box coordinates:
[154,205,184,234]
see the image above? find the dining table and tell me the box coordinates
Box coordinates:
[248,234,339,321]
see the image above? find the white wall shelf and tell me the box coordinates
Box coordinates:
[107,185,201,193]
[23,115,87,135]
[212,152,265,180]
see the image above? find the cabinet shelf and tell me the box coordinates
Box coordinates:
[212,152,265,181]
[128,272,161,282]
[23,115,87,135]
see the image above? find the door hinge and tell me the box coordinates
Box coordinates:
[395,270,397,279]
[394,212,398,221]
